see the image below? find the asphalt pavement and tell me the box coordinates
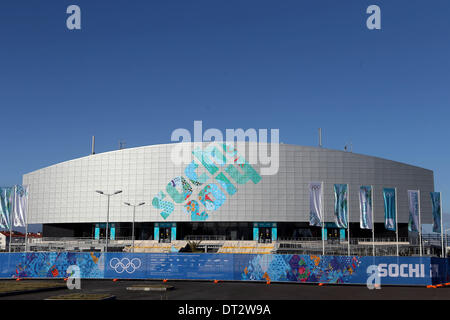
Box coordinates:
[0,279,449,300]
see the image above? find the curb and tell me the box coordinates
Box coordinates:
[126,285,174,292]
[45,295,116,301]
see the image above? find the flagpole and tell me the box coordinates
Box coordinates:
[24,185,30,253]
[9,186,14,253]
[322,181,325,256]
[395,188,399,257]
[418,190,422,257]
[372,186,375,257]
[347,184,350,256]
[8,217,12,253]
[440,192,444,258]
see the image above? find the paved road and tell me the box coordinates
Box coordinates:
[0,280,449,300]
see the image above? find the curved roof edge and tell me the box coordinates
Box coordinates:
[23,142,433,176]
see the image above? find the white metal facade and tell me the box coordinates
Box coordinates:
[23,143,434,225]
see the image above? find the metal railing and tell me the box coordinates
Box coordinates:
[3,237,136,253]
[275,235,445,257]
[275,243,437,256]
[184,235,227,241]
[277,237,410,243]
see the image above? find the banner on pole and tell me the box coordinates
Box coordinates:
[359,186,373,229]
[309,182,323,227]
[334,184,348,229]
[13,185,28,228]
[0,187,13,229]
[430,192,442,233]
[383,188,396,231]
[407,190,420,232]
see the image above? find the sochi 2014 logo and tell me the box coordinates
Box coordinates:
[152,142,263,221]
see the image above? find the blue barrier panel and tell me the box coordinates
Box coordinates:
[0,252,443,286]
[105,253,235,280]
[0,253,21,278]
[370,256,431,286]
[430,257,450,285]
[0,252,104,279]
[106,253,148,279]
[235,254,433,285]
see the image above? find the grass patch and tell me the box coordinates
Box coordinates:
[46,293,115,300]
[0,280,66,294]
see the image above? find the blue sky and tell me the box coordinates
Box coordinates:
[0,0,449,230]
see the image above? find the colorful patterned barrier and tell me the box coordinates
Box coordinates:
[0,252,448,286]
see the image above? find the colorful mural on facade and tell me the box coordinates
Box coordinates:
[166,177,193,204]
[183,200,208,221]
[151,191,175,219]
[152,143,262,221]
[198,184,226,211]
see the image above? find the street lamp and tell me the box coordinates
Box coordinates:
[96,190,122,253]
[124,202,146,253]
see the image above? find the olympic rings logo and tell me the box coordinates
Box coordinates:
[109,257,142,274]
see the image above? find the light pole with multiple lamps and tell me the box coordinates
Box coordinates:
[96,190,122,253]
[124,201,145,252]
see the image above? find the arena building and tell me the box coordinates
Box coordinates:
[22,142,434,242]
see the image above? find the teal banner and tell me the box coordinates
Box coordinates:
[309,182,323,227]
[0,187,13,229]
[430,192,442,233]
[333,184,348,229]
[408,190,420,232]
[359,186,373,229]
[383,188,396,231]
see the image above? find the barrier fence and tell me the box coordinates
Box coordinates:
[0,252,449,286]
[4,236,446,258]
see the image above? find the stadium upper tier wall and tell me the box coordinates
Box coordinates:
[22,143,434,225]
